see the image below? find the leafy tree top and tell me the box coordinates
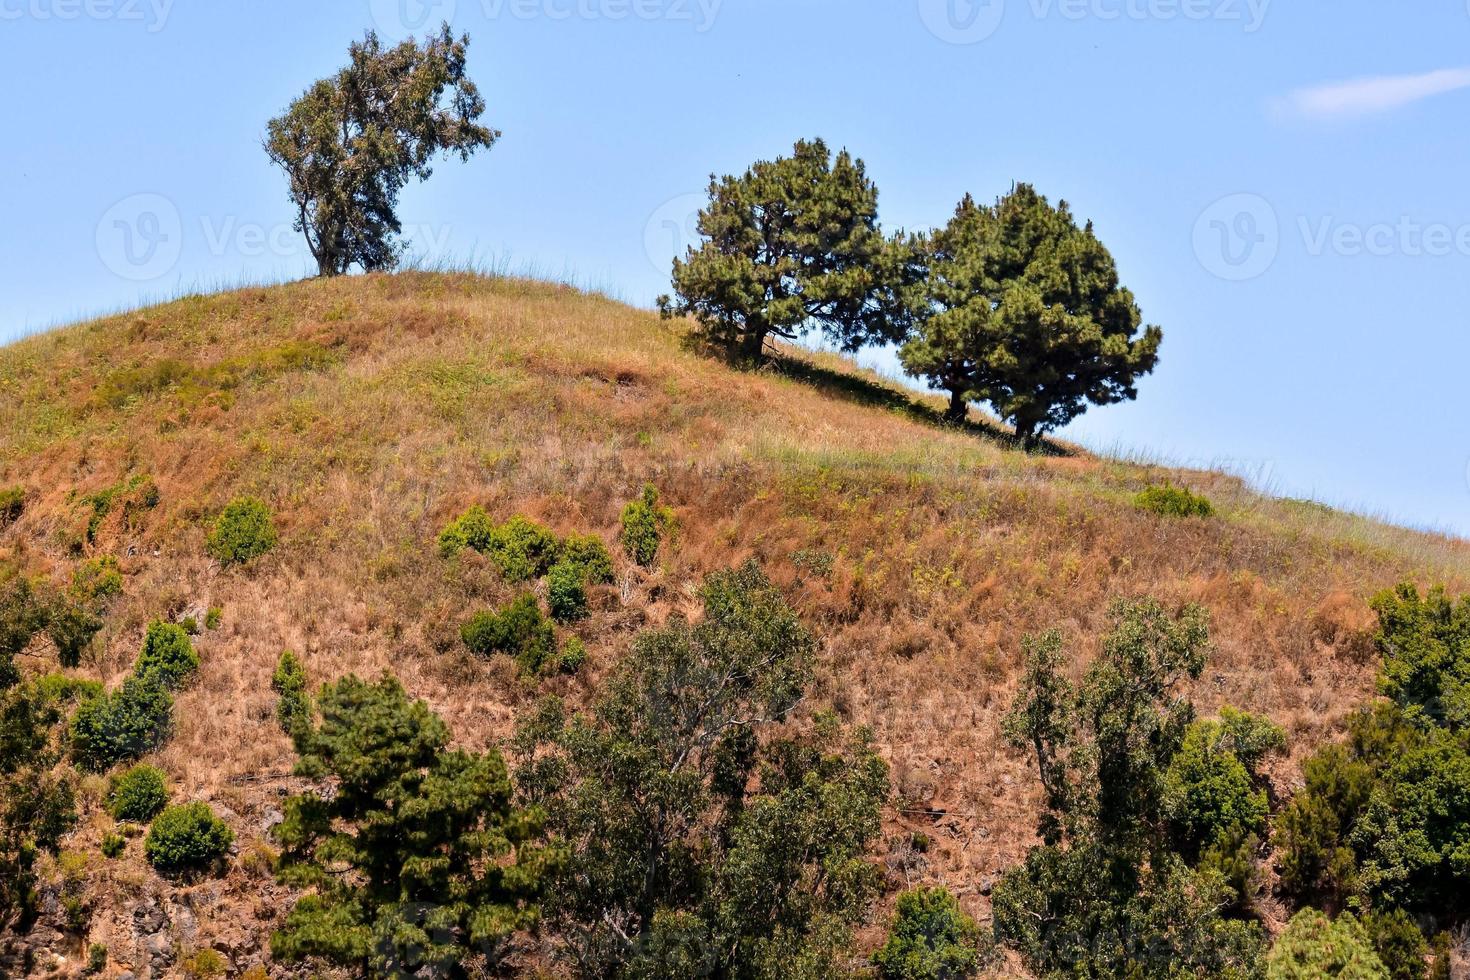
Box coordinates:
[265,24,496,277]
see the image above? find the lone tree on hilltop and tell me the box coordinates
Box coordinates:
[265,25,496,277]
[660,138,910,363]
[899,186,1162,448]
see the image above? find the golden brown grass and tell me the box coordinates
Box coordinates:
[3,271,1468,969]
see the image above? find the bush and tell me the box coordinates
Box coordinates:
[1136,482,1214,518]
[271,650,311,735]
[555,636,588,675]
[70,676,173,772]
[437,504,496,557]
[70,556,123,604]
[620,484,673,567]
[559,533,615,584]
[47,601,103,669]
[1363,908,1429,980]
[144,802,233,877]
[85,941,108,973]
[0,487,24,529]
[204,606,222,630]
[133,620,199,690]
[486,515,560,582]
[1266,909,1388,979]
[180,948,227,979]
[872,886,983,980]
[547,560,589,623]
[1162,708,1284,860]
[107,764,169,821]
[461,596,556,674]
[206,496,277,565]
[101,832,126,859]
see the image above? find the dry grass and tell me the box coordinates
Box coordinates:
[3,271,1468,970]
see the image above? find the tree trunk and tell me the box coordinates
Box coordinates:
[737,327,767,365]
[944,389,968,425]
[1015,422,1040,452]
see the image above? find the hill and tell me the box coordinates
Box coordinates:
[2,272,1467,975]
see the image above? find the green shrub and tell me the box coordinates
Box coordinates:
[204,606,222,630]
[461,595,557,674]
[70,676,173,772]
[1163,708,1284,861]
[559,533,615,584]
[620,484,673,567]
[1363,908,1429,980]
[144,802,233,877]
[437,504,495,557]
[0,486,23,528]
[107,764,169,821]
[547,560,589,623]
[70,556,123,603]
[47,601,103,669]
[180,948,227,979]
[873,886,983,980]
[206,496,277,565]
[133,621,199,690]
[101,833,126,859]
[85,941,108,973]
[1,573,50,688]
[486,515,560,582]
[556,636,588,675]
[271,650,311,735]
[1135,482,1214,518]
[1266,909,1388,979]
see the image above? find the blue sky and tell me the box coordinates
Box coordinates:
[3,1,1469,534]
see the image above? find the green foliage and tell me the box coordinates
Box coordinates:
[1266,909,1389,979]
[620,484,673,567]
[486,515,560,582]
[1163,708,1285,861]
[101,832,126,859]
[133,620,200,690]
[461,595,558,674]
[107,764,169,822]
[547,560,589,623]
[271,650,312,735]
[0,486,23,528]
[994,600,1266,977]
[1371,583,1470,729]
[271,674,554,976]
[559,533,615,585]
[206,496,277,566]
[1136,481,1215,518]
[144,802,234,877]
[437,504,495,556]
[46,600,103,669]
[204,606,222,630]
[70,675,173,772]
[265,26,496,277]
[1362,908,1429,980]
[555,636,588,675]
[0,676,79,928]
[896,186,1161,444]
[872,886,983,980]
[0,572,49,688]
[86,941,108,973]
[180,948,227,979]
[71,556,123,604]
[660,137,901,362]
[516,562,885,979]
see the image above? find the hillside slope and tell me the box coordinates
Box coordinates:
[2,272,1467,975]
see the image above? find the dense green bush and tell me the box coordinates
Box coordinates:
[133,620,200,690]
[0,487,23,528]
[1363,908,1429,980]
[486,515,560,582]
[100,832,126,859]
[47,601,103,669]
[1266,909,1388,979]
[559,533,615,584]
[144,802,233,877]
[271,650,311,735]
[1135,482,1214,518]
[620,484,673,567]
[271,675,552,975]
[107,764,169,822]
[1163,707,1285,861]
[70,556,123,604]
[70,676,173,772]
[555,636,587,675]
[461,595,557,674]
[872,886,983,980]
[437,504,496,557]
[206,496,277,565]
[547,560,589,623]
[1371,583,1470,729]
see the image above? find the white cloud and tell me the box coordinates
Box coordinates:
[1273,67,1470,121]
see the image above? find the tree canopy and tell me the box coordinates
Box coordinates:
[265,24,496,277]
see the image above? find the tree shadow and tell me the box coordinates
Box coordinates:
[765,352,1074,458]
